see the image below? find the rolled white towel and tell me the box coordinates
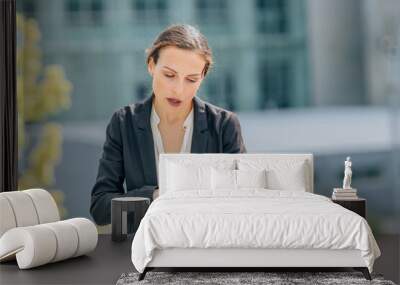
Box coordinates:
[0,218,98,269]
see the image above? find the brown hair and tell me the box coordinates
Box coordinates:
[145,24,213,77]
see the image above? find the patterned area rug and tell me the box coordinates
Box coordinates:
[116,271,396,285]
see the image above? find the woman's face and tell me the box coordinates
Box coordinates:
[148,46,206,112]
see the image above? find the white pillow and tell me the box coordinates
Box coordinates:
[211,168,236,190]
[238,159,308,191]
[164,158,236,193]
[167,162,211,191]
[211,168,268,190]
[266,163,306,191]
[236,169,267,189]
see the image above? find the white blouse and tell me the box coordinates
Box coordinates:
[150,104,194,181]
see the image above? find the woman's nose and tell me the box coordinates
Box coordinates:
[172,79,184,95]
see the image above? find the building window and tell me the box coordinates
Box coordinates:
[255,0,288,34]
[203,71,236,111]
[65,0,104,26]
[259,60,291,109]
[254,1,308,110]
[195,0,229,26]
[131,0,168,25]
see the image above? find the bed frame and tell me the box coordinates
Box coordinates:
[138,154,372,281]
[139,248,371,280]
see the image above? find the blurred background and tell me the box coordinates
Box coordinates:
[16,0,399,238]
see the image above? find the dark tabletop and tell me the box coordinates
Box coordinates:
[0,235,135,285]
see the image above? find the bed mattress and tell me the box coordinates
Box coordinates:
[131,190,380,273]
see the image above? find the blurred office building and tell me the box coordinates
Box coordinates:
[18,0,400,233]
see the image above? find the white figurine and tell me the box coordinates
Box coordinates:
[342,156,352,189]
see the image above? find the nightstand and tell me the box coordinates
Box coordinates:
[332,198,366,218]
[111,197,150,242]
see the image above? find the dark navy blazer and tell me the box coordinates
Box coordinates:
[90,95,247,225]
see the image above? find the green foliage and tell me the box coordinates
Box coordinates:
[17,14,72,218]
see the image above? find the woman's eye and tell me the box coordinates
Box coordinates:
[187,78,197,83]
[164,73,174,78]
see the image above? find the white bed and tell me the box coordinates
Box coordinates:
[131,154,381,281]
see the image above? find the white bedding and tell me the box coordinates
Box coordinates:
[131,190,381,273]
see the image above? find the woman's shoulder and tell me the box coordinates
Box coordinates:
[197,97,238,123]
[110,97,152,122]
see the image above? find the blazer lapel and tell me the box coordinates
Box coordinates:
[135,95,158,185]
[191,96,208,153]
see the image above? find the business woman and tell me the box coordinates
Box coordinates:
[90,24,247,226]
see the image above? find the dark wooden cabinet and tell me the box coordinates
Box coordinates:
[332,198,366,218]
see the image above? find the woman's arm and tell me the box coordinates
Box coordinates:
[90,111,157,225]
[221,112,247,153]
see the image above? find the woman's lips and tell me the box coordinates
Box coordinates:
[166,97,182,107]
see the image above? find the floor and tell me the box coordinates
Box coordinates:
[374,234,400,284]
